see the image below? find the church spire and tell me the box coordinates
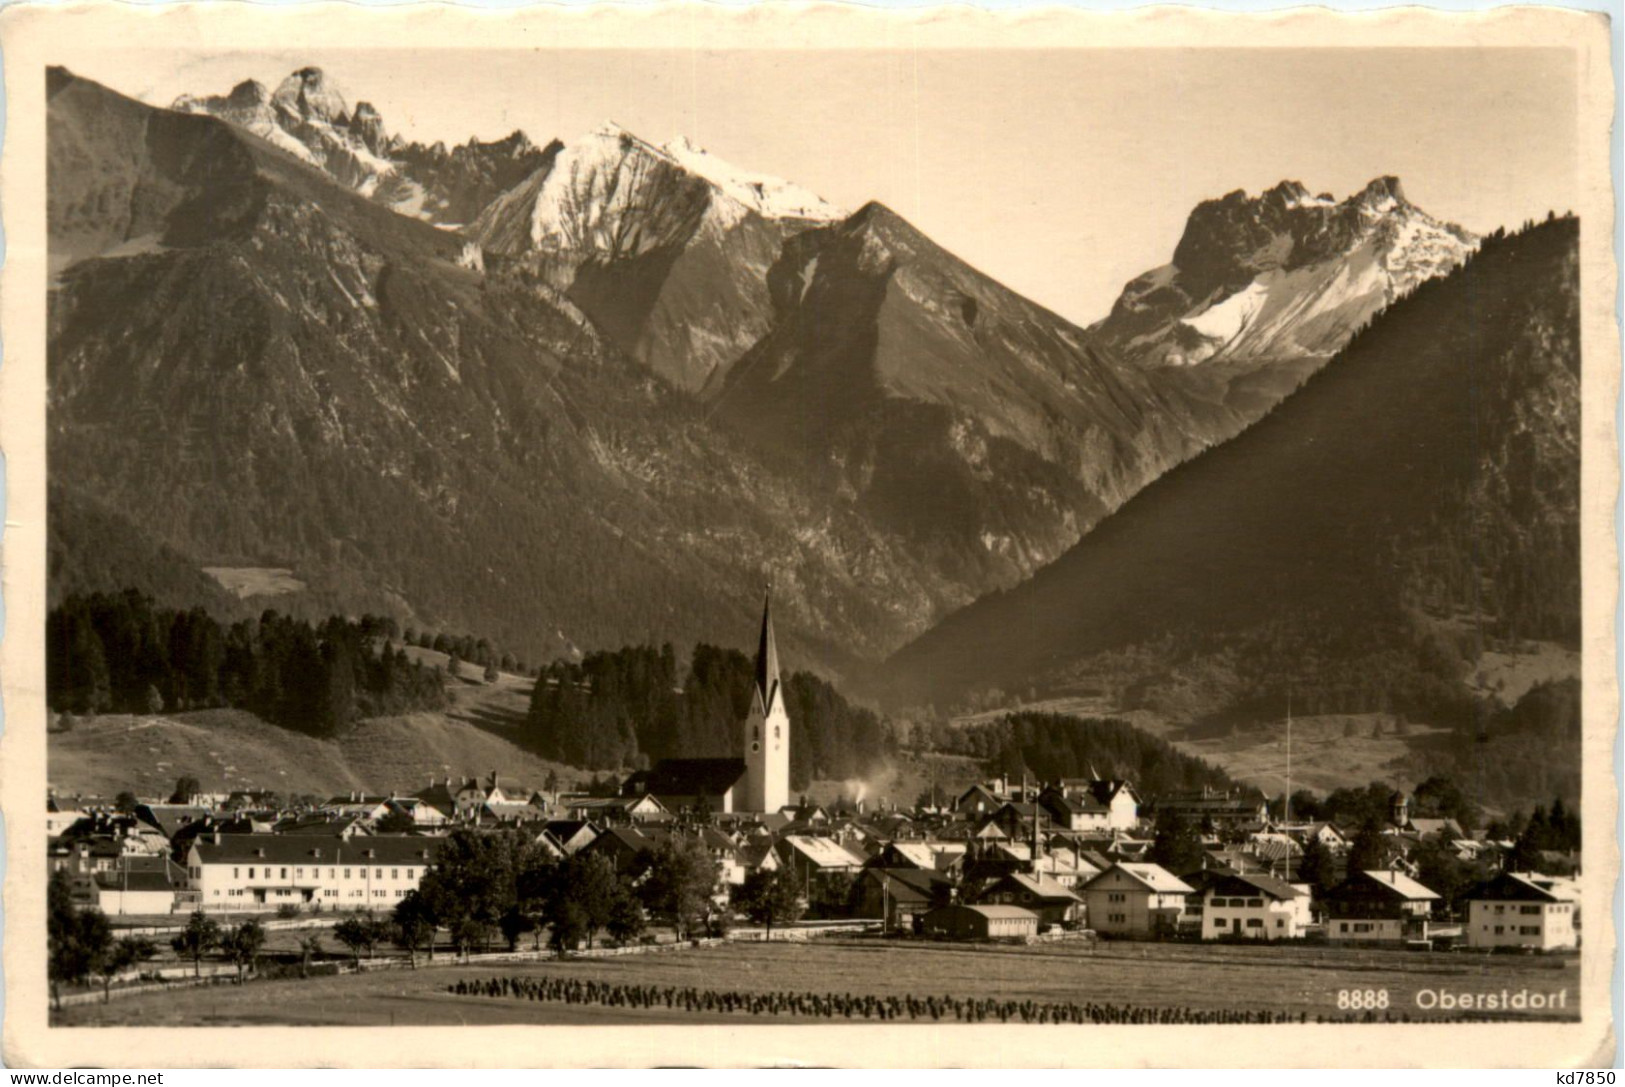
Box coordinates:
[755,587,780,711]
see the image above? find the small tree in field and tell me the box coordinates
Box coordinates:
[94,935,156,1002]
[483,662,500,683]
[170,910,221,978]
[393,891,438,967]
[333,911,384,963]
[605,889,647,947]
[222,920,266,982]
[733,868,804,941]
[297,932,324,977]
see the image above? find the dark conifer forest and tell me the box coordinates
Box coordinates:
[524,643,892,789]
[47,591,447,735]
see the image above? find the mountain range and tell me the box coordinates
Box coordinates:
[49,58,1554,757]
[884,215,1580,807]
[1092,176,1478,423]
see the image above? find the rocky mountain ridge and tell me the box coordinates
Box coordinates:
[1092,176,1477,420]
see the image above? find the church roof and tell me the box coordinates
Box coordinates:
[643,758,747,798]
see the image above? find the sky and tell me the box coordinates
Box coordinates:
[60,47,1579,326]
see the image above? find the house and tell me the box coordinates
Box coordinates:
[1153,787,1269,829]
[564,794,668,825]
[1038,788,1113,833]
[867,840,966,877]
[1078,863,1193,938]
[133,804,212,842]
[975,872,1084,928]
[92,856,189,915]
[695,827,747,885]
[921,903,1039,941]
[854,867,955,929]
[385,796,450,828]
[1323,869,1441,944]
[1071,779,1142,831]
[537,820,598,858]
[481,799,545,825]
[1464,872,1579,951]
[774,836,866,883]
[186,833,440,910]
[323,794,395,822]
[1407,817,1466,840]
[46,802,89,837]
[582,827,663,873]
[413,778,465,822]
[1200,872,1307,941]
[953,783,1006,818]
[737,839,782,876]
[624,758,747,815]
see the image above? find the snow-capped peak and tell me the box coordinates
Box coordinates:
[552,124,845,223]
[660,134,845,222]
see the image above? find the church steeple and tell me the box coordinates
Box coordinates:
[755,588,780,712]
[741,585,789,813]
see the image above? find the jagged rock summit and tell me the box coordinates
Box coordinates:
[1093,175,1477,389]
[175,66,552,226]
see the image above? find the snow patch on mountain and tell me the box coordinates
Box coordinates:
[1183,279,1268,344]
[663,134,845,222]
[1095,176,1477,373]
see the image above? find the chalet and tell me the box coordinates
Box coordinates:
[186,833,440,910]
[1053,779,1141,831]
[854,867,954,929]
[1464,872,1578,951]
[975,872,1084,928]
[624,758,747,815]
[1078,862,1193,938]
[1323,869,1441,944]
[921,903,1039,941]
[1200,872,1307,941]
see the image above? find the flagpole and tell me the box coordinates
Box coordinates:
[1285,690,1292,826]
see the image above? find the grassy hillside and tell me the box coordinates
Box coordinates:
[48,670,577,800]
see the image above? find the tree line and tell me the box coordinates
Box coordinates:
[929,711,1239,798]
[47,590,447,736]
[524,643,893,789]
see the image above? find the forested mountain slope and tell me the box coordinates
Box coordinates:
[885,217,1581,810]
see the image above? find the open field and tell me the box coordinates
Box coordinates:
[55,939,1580,1027]
[202,566,307,599]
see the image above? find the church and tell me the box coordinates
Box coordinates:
[621,592,790,815]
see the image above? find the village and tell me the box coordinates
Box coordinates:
[45,599,1583,1021]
